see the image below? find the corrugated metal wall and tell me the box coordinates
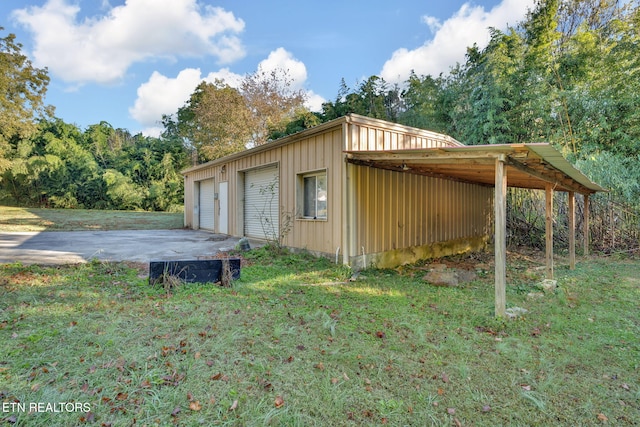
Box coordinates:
[183,127,344,256]
[350,165,493,257]
[183,115,493,263]
[345,117,462,151]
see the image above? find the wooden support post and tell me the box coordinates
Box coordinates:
[545,184,554,279]
[583,194,590,256]
[494,156,507,317]
[568,191,576,270]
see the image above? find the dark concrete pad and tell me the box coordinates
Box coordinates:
[0,230,259,265]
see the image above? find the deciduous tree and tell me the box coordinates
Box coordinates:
[0,29,52,173]
[168,80,253,163]
[241,68,307,146]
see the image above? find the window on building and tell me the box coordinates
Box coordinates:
[299,171,327,219]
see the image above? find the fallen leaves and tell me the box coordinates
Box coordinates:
[161,371,186,387]
[79,412,95,423]
[274,396,285,408]
[257,377,273,391]
[210,372,229,381]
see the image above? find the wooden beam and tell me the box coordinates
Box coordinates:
[545,184,554,279]
[568,191,576,270]
[346,158,495,188]
[495,156,507,317]
[583,194,590,256]
[507,158,591,195]
[345,151,502,163]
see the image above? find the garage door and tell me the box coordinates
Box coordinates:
[244,165,279,239]
[199,179,215,231]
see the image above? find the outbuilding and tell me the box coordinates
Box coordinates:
[182,114,603,315]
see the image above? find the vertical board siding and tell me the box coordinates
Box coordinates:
[184,116,486,262]
[184,127,343,256]
[345,120,461,152]
[352,165,492,256]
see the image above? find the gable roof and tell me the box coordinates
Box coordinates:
[182,114,603,194]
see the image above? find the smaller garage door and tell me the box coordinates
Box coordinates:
[244,166,279,239]
[199,179,215,231]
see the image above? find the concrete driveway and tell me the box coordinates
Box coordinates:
[0,230,257,265]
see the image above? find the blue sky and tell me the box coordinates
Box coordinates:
[1,0,535,136]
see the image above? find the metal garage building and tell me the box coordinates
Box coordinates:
[182,114,603,314]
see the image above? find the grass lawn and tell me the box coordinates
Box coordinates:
[0,206,183,232]
[0,246,638,426]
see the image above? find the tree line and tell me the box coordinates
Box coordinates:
[0,29,187,211]
[1,0,639,227]
[318,0,640,210]
[2,118,187,211]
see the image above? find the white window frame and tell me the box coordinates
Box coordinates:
[297,169,328,220]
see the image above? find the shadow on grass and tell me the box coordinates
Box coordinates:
[0,206,183,232]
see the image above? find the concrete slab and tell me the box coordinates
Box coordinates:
[0,230,260,265]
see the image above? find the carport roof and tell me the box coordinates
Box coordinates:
[345,143,605,195]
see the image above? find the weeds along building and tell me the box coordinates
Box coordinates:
[182,114,603,271]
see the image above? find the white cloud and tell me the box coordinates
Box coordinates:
[129,68,202,129]
[421,15,442,33]
[380,0,535,84]
[130,48,324,134]
[255,48,325,111]
[129,67,244,133]
[139,126,164,138]
[205,68,244,89]
[12,0,245,84]
[256,47,308,90]
[305,90,325,113]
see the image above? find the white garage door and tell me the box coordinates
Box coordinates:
[244,165,279,239]
[199,179,215,231]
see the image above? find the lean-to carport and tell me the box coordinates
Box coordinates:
[346,143,605,317]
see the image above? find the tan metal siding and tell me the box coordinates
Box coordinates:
[351,165,492,257]
[346,121,460,151]
[183,127,344,256]
[183,115,490,264]
[183,168,217,230]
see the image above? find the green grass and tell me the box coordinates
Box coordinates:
[0,206,183,232]
[0,248,638,426]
